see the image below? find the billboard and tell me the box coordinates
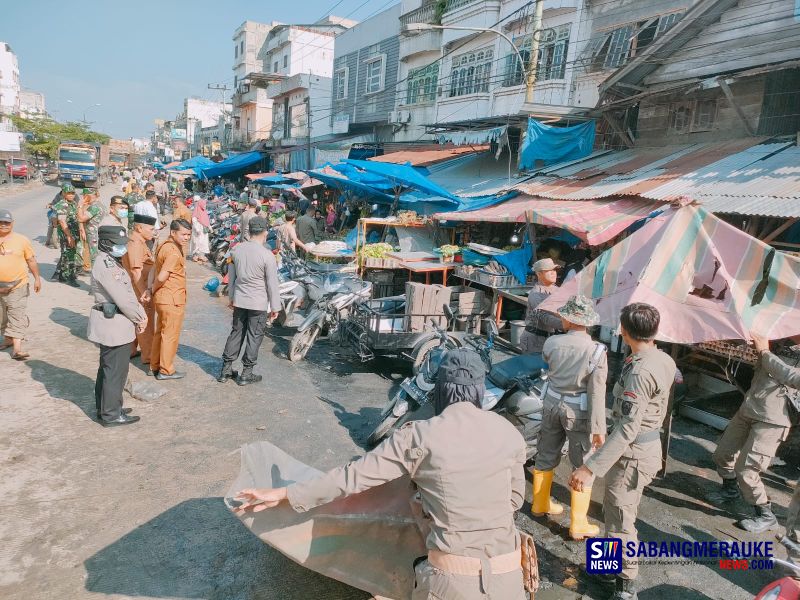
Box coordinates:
[170,128,187,141]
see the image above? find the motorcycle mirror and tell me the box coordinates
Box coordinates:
[443,304,454,321]
[488,319,499,336]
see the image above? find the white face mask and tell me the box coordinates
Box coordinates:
[109,245,128,258]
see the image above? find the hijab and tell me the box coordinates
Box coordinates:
[192,196,210,228]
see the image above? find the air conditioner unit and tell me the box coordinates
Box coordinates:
[389,110,411,124]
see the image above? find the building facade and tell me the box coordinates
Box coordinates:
[18,89,45,119]
[173,98,231,158]
[330,5,402,141]
[231,21,280,149]
[0,42,20,116]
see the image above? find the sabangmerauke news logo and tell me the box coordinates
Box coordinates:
[586,538,623,574]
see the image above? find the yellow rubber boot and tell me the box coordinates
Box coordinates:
[531,469,564,517]
[569,488,600,540]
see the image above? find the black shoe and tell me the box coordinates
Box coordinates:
[122,408,132,415]
[100,414,140,427]
[216,362,238,383]
[707,478,741,505]
[155,370,185,380]
[236,372,262,386]
[610,576,637,600]
[738,503,778,533]
[65,279,80,288]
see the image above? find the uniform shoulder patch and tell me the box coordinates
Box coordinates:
[103,256,116,268]
[623,391,638,399]
[621,400,634,416]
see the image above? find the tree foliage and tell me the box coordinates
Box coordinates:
[10,116,111,160]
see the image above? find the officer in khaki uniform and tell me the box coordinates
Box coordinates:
[532,295,608,541]
[122,214,157,365]
[235,349,528,600]
[520,258,562,354]
[88,225,147,427]
[570,303,675,600]
[712,334,799,532]
[149,218,191,380]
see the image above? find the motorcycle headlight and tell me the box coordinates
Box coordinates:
[759,584,781,600]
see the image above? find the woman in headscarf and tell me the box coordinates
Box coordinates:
[235,348,528,600]
[189,195,210,263]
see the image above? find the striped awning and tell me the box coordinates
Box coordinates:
[435,196,662,246]
[539,204,800,343]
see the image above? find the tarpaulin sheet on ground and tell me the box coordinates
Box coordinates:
[435,197,660,246]
[196,151,263,179]
[225,442,426,600]
[539,203,800,342]
[519,119,595,169]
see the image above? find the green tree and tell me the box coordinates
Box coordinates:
[10,116,110,160]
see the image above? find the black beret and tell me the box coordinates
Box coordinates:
[133,213,157,225]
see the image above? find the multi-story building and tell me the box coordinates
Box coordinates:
[174,97,231,155]
[231,21,281,149]
[18,88,46,119]
[262,16,356,162]
[330,5,402,141]
[0,42,20,116]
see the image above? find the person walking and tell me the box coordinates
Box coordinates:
[148,219,191,380]
[531,295,608,541]
[189,195,210,263]
[52,184,82,287]
[275,212,308,255]
[171,195,193,223]
[154,174,169,215]
[711,334,799,532]
[239,197,259,242]
[569,303,675,600]
[218,217,281,386]
[45,198,59,249]
[235,348,528,600]
[122,214,157,366]
[100,196,130,227]
[88,225,147,427]
[0,209,42,360]
[519,258,562,354]
[296,205,317,248]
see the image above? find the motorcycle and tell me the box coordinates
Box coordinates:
[274,252,328,329]
[754,536,800,599]
[288,274,373,362]
[366,306,547,457]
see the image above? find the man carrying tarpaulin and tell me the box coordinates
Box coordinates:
[235,348,529,599]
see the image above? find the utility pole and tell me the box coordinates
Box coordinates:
[305,95,312,170]
[208,83,230,151]
[525,0,543,104]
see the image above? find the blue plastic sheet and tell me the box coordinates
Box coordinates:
[196,151,263,179]
[494,235,533,285]
[519,119,595,169]
[344,159,458,200]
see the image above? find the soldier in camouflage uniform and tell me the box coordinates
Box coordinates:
[77,188,105,266]
[52,184,82,287]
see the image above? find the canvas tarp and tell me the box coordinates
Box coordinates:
[196,151,263,179]
[539,203,800,342]
[519,119,595,169]
[435,197,662,246]
[225,442,426,600]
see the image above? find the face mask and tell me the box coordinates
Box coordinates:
[109,245,128,258]
[116,208,129,218]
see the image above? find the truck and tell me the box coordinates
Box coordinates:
[57,141,104,187]
[108,138,135,170]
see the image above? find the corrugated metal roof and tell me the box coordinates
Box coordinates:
[512,140,800,217]
[369,145,490,167]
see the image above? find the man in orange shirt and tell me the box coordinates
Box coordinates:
[148,218,191,380]
[0,209,42,360]
[123,214,157,365]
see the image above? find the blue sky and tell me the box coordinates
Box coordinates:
[2,0,397,139]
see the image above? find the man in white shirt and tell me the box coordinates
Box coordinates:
[133,191,162,249]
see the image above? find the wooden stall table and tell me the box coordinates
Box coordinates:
[387,251,437,263]
[402,260,454,285]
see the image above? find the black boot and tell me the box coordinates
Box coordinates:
[738,503,778,533]
[610,576,637,600]
[216,362,237,383]
[236,368,262,386]
[708,478,741,505]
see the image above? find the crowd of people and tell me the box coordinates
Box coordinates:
[1,166,799,600]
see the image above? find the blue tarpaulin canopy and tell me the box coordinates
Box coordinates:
[519,119,595,169]
[309,168,395,202]
[343,159,459,200]
[254,174,295,185]
[171,156,215,171]
[196,151,263,179]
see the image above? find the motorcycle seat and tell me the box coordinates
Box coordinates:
[488,354,546,389]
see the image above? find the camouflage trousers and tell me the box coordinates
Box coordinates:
[54,236,81,281]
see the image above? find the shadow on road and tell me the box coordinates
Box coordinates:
[84,497,368,600]
[26,358,96,421]
[316,395,384,449]
[178,343,219,378]
[50,307,88,339]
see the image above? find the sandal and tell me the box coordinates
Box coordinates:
[12,352,30,361]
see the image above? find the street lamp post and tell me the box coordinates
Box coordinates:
[402,21,534,102]
[66,100,102,125]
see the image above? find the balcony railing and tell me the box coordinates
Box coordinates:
[400,2,438,26]
[442,0,481,16]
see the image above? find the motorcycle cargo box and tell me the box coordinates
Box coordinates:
[488,354,546,389]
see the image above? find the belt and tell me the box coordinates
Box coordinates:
[428,549,521,576]
[546,387,587,405]
[93,304,122,315]
[634,430,661,444]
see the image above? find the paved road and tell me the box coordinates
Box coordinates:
[0,183,793,599]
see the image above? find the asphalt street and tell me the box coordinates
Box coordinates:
[0,182,796,600]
